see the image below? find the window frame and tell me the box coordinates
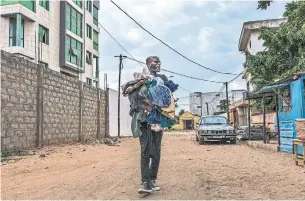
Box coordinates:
[86,51,92,65]
[21,0,36,12]
[86,0,92,12]
[66,3,83,37]
[279,86,292,112]
[72,0,82,8]
[65,34,83,68]
[39,0,49,11]
[9,18,24,47]
[86,78,92,85]
[93,5,98,26]
[86,24,92,39]
[9,18,17,47]
[93,30,98,51]
[38,24,49,45]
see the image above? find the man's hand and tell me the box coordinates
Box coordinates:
[125,86,133,94]
[144,98,152,107]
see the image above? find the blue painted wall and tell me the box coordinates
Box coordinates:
[279,75,304,155]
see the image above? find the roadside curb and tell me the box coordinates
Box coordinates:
[246,141,278,152]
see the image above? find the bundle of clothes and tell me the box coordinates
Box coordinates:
[121,70,178,138]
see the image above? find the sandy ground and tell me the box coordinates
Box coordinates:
[1,131,305,200]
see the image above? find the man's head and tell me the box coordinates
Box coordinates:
[146,56,161,73]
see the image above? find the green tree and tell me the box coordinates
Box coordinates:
[217,99,230,113]
[247,1,305,90]
[257,0,274,10]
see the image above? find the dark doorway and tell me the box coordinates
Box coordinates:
[183,120,194,130]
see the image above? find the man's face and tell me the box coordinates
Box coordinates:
[148,58,161,72]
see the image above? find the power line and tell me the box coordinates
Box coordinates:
[82,3,244,87]
[110,0,238,76]
[176,96,190,100]
[100,21,223,84]
[125,56,223,83]
[161,68,223,83]
[93,27,221,84]
[179,86,193,93]
[228,72,243,83]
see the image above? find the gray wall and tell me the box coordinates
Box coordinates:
[189,90,246,116]
[1,50,108,152]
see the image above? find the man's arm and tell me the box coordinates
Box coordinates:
[137,85,152,112]
[157,74,168,82]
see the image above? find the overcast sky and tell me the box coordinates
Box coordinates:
[98,0,287,111]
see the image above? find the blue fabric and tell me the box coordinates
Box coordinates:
[165,80,178,92]
[147,106,176,128]
[148,85,171,107]
[147,106,161,124]
[160,115,176,128]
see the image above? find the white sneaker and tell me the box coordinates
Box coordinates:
[150,180,161,191]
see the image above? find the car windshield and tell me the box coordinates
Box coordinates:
[200,116,228,125]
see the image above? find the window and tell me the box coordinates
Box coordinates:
[72,0,82,8]
[86,78,92,85]
[65,35,83,68]
[39,61,48,68]
[93,30,98,51]
[200,116,228,125]
[21,1,36,12]
[93,55,98,78]
[93,5,98,26]
[9,18,16,46]
[9,18,24,47]
[86,0,92,12]
[86,51,92,64]
[39,0,49,10]
[66,3,83,37]
[93,80,98,87]
[38,25,49,45]
[86,24,92,39]
[280,87,292,112]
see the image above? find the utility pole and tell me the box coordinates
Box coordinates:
[114,54,127,138]
[200,93,203,116]
[205,102,209,116]
[195,92,203,116]
[225,82,229,120]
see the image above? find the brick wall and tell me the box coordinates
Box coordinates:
[43,68,80,145]
[82,84,98,141]
[1,50,108,152]
[1,52,38,151]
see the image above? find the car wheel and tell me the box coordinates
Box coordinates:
[231,138,237,144]
[199,139,204,145]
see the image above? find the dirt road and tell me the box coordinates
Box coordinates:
[2,132,305,200]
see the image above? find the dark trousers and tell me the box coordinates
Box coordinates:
[139,123,163,182]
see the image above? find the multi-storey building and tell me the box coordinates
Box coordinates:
[189,90,246,116]
[238,18,287,92]
[0,0,100,87]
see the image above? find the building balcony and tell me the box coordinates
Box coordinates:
[1,46,35,60]
[1,1,36,22]
[1,11,36,60]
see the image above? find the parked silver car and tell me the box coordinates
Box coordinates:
[196,116,236,145]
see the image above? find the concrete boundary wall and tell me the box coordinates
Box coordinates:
[1,50,108,152]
